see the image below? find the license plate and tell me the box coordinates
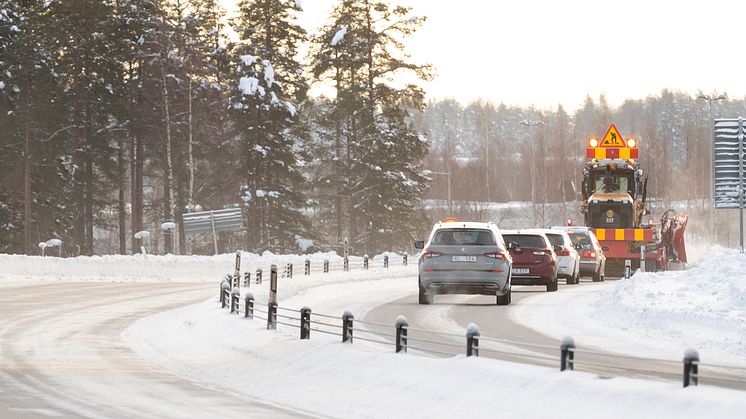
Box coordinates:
[512,268,529,274]
[452,256,476,262]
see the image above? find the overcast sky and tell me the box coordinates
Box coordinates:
[222,0,745,111]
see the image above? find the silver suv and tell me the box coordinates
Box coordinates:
[414,221,512,305]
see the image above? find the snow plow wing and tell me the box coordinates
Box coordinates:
[660,209,687,265]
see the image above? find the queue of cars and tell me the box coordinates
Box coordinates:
[414,220,606,305]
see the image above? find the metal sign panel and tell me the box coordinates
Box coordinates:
[182,208,245,234]
[714,119,745,209]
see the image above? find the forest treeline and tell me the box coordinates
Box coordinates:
[1,1,739,256]
[1,0,430,255]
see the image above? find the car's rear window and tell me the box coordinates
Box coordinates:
[566,231,592,248]
[432,229,496,246]
[545,233,565,248]
[503,234,546,248]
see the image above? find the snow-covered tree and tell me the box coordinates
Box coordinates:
[311,0,432,252]
[228,0,309,252]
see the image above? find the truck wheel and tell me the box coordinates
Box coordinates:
[497,289,511,306]
[418,278,433,305]
[546,276,558,292]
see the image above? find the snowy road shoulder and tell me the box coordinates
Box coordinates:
[125,266,746,419]
[511,247,746,366]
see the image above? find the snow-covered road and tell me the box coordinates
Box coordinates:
[0,281,309,418]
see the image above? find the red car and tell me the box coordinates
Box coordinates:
[502,230,559,292]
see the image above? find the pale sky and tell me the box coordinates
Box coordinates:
[222,0,746,111]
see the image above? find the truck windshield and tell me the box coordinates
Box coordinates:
[592,171,633,194]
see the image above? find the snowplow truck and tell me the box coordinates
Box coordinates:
[581,124,688,276]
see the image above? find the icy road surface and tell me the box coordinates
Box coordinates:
[0,281,311,418]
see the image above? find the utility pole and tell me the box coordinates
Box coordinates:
[698,93,727,244]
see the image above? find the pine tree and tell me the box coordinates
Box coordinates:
[311,0,432,252]
[229,0,309,252]
[0,1,73,254]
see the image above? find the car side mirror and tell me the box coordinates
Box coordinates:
[413,240,425,250]
[574,243,582,250]
[553,245,563,252]
[602,246,609,252]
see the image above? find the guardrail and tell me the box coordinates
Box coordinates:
[220,253,409,290]
[217,277,746,390]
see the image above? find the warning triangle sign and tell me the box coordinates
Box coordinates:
[600,124,625,147]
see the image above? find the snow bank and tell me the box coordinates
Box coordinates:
[126,295,746,419]
[513,246,746,365]
[0,251,358,283]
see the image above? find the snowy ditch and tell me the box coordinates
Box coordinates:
[514,245,746,367]
[0,250,402,283]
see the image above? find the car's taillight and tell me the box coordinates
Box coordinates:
[484,251,507,262]
[420,249,443,262]
[556,248,571,256]
[582,250,597,258]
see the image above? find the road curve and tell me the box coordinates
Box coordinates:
[363,278,746,391]
[0,282,310,419]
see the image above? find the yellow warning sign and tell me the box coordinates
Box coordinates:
[600,124,625,147]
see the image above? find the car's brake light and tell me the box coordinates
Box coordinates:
[582,250,597,258]
[556,248,571,256]
[484,251,507,262]
[420,249,443,262]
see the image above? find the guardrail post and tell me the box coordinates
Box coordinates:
[243,271,251,287]
[256,268,262,284]
[560,336,575,371]
[342,311,354,343]
[269,265,278,304]
[683,348,699,387]
[233,250,241,289]
[324,259,329,273]
[466,323,480,357]
[305,260,311,276]
[244,292,254,319]
[624,259,632,279]
[300,307,311,339]
[384,255,389,268]
[220,279,230,308]
[230,287,240,313]
[343,256,349,271]
[395,315,408,354]
[363,254,369,270]
[267,302,277,330]
[403,254,408,266]
[640,245,646,272]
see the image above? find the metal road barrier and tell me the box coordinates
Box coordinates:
[216,277,746,391]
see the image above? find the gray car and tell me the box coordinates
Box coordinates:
[414,221,512,305]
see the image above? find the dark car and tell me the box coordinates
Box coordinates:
[552,226,606,282]
[502,230,559,292]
